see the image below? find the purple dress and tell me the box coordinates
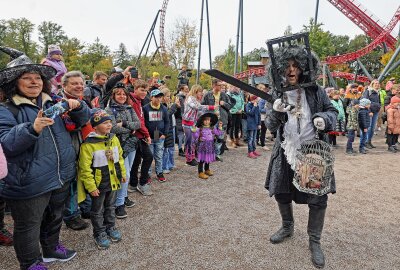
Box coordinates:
[192,126,223,163]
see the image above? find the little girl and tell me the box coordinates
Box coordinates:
[386,96,400,152]
[192,113,223,179]
[328,90,345,146]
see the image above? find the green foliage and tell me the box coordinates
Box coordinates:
[213,40,236,75]
[113,43,133,68]
[302,18,335,59]
[38,21,67,55]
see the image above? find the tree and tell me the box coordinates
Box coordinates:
[5,18,39,61]
[302,18,335,60]
[166,18,198,69]
[60,37,84,71]
[113,43,132,68]
[213,40,236,75]
[80,38,112,75]
[38,21,67,55]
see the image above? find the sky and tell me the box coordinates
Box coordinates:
[0,0,399,68]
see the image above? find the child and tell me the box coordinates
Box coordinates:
[192,113,223,179]
[386,96,400,152]
[41,44,67,94]
[328,90,345,147]
[143,89,170,182]
[77,109,126,249]
[161,88,178,173]
[345,99,360,154]
[358,98,371,154]
[0,144,13,246]
[246,95,261,158]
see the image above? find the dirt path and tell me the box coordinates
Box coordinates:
[1,131,399,270]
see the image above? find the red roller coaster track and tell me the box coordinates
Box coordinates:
[234,1,399,81]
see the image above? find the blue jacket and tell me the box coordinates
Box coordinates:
[358,107,371,130]
[143,103,170,140]
[246,102,261,130]
[0,93,90,199]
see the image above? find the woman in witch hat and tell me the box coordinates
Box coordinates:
[0,47,90,270]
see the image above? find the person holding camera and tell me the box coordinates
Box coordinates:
[83,71,108,103]
[177,65,191,87]
[0,47,90,270]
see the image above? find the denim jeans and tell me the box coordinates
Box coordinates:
[359,129,367,150]
[7,182,70,270]
[214,129,225,156]
[346,129,355,150]
[90,190,117,237]
[163,147,175,171]
[367,112,379,142]
[116,150,136,207]
[247,130,257,153]
[177,129,185,150]
[183,125,195,162]
[130,140,153,187]
[241,118,248,140]
[149,138,165,175]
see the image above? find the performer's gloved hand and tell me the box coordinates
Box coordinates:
[273,99,292,112]
[313,117,326,131]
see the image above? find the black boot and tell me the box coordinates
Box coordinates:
[308,206,326,268]
[365,142,373,149]
[270,203,294,244]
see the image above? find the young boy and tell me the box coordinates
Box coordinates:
[246,95,261,158]
[161,88,178,174]
[77,109,126,249]
[143,89,170,182]
[345,99,359,154]
[358,98,371,154]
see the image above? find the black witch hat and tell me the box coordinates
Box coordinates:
[196,112,219,128]
[0,46,56,87]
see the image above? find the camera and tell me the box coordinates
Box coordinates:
[130,67,138,79]
[186,69,192,77]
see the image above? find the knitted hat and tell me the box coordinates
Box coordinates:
[90,109,112,127]
[152,72,160,78]
[390,96,400,104]
[359,98,371,107]
[48,45,62,56]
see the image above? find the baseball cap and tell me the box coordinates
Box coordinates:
[150,89,164,97]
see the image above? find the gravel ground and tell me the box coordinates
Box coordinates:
[1,131,399,270]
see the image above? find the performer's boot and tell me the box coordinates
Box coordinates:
[270,203,294,244]
[307,206,326,268]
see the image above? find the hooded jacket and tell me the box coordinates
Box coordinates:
[0,93,90,199]
[77,132,125,203]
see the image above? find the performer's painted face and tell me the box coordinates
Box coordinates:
[285,59,302,86]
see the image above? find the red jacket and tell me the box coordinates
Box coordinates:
[128,93,150,139]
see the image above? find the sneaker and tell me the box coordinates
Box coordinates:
[198,172,209,179]
[370,142,376,148]
[106,227,122,242]
[157,173,167,182]
[359,148,367,154]
[124,197,135,208]
[345,149,354,155]
[388,146,397,153]
[365,143,373,149]
[205,170,214,176]
[163,169,171,174]
[94,232,110,250]
[253,150,261,156]
[0,228,13,246]
[216,155,223,162]
[186,160,198,166]
[65,216,89,231]
[128,185,137,193]
[137,184,153,196]
[42,243,77,262]
[178,149,185,157]
[247,152,257,159]
[115,205,128,219]
[27,262,48,270]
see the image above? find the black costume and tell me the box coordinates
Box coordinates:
[264,34,338,269]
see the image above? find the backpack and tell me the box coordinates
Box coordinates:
[1,101,19,120]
